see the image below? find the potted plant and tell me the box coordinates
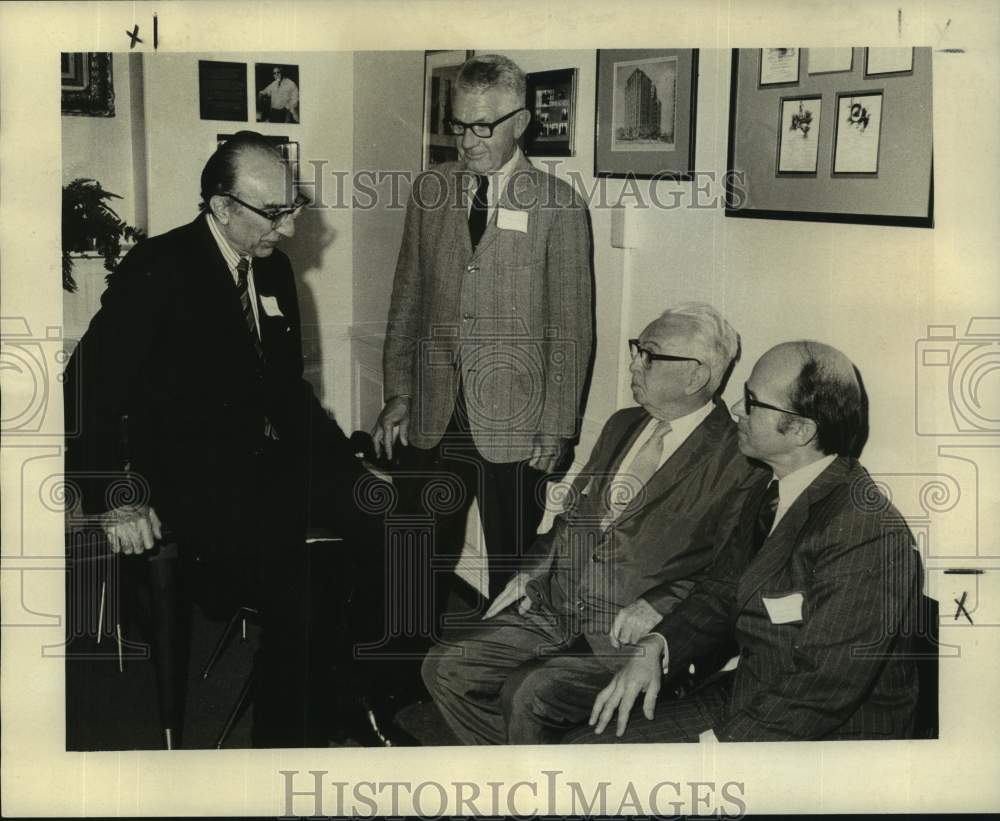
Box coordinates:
[62,178,145,292]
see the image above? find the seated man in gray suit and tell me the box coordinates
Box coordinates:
[579,341,923,743]
[422,303,760,744]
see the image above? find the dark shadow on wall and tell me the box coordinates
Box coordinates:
[283,204,338,402]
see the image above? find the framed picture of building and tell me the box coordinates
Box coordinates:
[594,49,698,179]
[524,68,578,157]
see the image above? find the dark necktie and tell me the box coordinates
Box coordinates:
[468,174,489,249]
[236,257,264,362]
[752,479,780,554]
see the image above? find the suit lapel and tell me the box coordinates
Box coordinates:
[735,456,851,611]
[610,403,732,531]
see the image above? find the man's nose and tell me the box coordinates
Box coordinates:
[461,128,481,151]
[276,215,296,239]
[732,397,747,419]
[628,353,643,374]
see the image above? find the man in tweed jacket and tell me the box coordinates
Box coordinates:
[373,54,593,623]
[579,341,923,742]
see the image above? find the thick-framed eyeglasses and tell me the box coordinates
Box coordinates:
[628,339,702,369]
[742,383,810,418]
[444,107,527,138]
[225,192,310,228]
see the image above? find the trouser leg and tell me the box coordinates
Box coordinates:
[421,608,575,745]
[501,652,623,744]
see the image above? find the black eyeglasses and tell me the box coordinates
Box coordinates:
[628,339,702,369]
[742,383,810,418]
[444,107,527,138]
[225,192,310,228]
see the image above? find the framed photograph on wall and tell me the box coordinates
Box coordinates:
[422,50,473,170]
[760,48,799,86]
[524,68,577,157]
[254,63,300,123]
[61,52,115,117]
[725,47,932,227]
[777,96,822,174]
[865,47,914,76]
[832,92,883,175]
[199,60,248,122]
[807,48,854,75]
[594,49,698,179]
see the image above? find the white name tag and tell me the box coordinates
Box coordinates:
[761,592,804,624]
[259,295,284,317]
[497,208,528,233]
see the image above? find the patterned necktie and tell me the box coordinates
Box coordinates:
[752,479,780,554]
[468,174,489,249]
[236,257,264,362]
[602,418,672,530]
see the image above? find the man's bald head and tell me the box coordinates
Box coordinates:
[774,340,868,457]
[199,131,284,213]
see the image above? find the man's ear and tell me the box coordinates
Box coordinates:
[513,108,532,140]
[208,194,230,224]
[686,362,711,397]
[790,416,819,447]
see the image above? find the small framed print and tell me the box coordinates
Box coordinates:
[865,47,914,76]
[61,52,115,117]
[199,60,248,122]
[777,96,821,174]
[759,48,799,86]
[807,47,854,75]
[524,68,577,157]
[833,92,883,175]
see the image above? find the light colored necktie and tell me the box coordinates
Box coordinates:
[602,418,672,529]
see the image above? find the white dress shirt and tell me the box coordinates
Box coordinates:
[614,402,715,482]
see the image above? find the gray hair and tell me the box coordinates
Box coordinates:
[658,302,741,396]
[455,54,526,105]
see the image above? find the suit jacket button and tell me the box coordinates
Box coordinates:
[591,553,601,563]
[576,600,586,611]
[463,313,472,321]
[466,264,479,273]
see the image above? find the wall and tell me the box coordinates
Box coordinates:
[63,52,356,425]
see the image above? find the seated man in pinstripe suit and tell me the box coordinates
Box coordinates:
[577,340,924,742]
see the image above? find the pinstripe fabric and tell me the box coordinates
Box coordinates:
[638,457,923,742]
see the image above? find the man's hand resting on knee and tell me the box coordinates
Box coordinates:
[589,634,665,737]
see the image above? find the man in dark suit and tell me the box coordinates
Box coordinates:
[421,304,758,744]
[372,53,594,626]
[64,132,371,747]
[580,341,923,743]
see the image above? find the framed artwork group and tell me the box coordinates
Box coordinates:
[727,47,931,227]
[198,60,301,124]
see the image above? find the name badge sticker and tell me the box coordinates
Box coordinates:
[497,208,528,233]
[260,295,284,317]
[761,592,805,624]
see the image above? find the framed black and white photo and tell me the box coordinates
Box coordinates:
[595,49,698,179]
[777,96,822,174]
[807,47,853,75]
[198,60,248,122]
[726,47,932,227]
[524,68,577,157]
[865,47,914,76]
[422,50,473,170]
[255,63,300,123]
[61,52,115,117]
[833,92,883,175]
[759,48,799,86]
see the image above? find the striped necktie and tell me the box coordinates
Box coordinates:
[236,257,264,362]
